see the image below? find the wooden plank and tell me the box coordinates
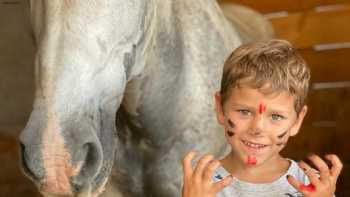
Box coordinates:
[284,88,350,160]
[0,134,16,153]
[270,5,350,48]
[218,0,350,13]
[282,124,350,197]
[282,126,336,159]
[282,126,350,160]
[299,48,350,82]
[337,164,350,197]
[303,88,350,127]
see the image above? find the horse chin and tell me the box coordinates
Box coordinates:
[41,187,94,197]
[41,192,96,197]
[41,178,108,197]
[91,177,110,197]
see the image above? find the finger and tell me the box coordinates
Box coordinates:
[193,154,214,180]
[300,183,316,193]
[213,175,233,193]
[182,151,196,179]
[287,175,303,192]
[287,175,313,195]
[325,154,343,179]
[308,154,330,182]
[299,161,321,185]
[203,160,221,181]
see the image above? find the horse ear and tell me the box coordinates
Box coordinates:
[215,92,225,125]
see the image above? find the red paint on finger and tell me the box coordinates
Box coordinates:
[247,155,257,165]
[300,183,316,192]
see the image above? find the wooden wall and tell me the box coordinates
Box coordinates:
[0,0,40,196]
[219,0,350,196]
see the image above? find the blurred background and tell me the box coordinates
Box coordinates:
[0,0,349,196]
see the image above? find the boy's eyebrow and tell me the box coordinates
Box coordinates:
[230,103,255,109]
[269,108,291,115]
[231,103,290,114]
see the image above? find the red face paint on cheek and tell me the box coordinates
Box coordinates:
[258,103,266,114]
[300,183,316,192]
[247,155,257,165]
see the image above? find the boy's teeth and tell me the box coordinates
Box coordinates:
[243,141,266,148]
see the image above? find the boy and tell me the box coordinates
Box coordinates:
[182,39,342,197]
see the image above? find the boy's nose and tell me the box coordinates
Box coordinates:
[249,115,264,136]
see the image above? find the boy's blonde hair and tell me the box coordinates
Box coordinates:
[220,39,310,113]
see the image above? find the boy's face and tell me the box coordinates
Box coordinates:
[215,85,307,166]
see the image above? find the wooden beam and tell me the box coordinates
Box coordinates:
[218,0,350,13]
[282,125,335,158]
[304,88,350,126]
[299,48,350,82]
[270,5,350,48]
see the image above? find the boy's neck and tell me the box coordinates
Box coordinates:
[220,152,290,183]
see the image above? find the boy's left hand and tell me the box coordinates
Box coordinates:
[287,154,343,197]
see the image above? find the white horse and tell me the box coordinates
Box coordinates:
[19,0,272,196]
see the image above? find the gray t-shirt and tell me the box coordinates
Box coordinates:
[213,159,309,197]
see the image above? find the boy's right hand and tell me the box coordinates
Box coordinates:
[182,151,233,197]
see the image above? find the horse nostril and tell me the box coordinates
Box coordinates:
[71,142,103,192]
[82,142,102,177]
[20,142,41,181]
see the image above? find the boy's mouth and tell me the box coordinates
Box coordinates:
[242,140,268,150]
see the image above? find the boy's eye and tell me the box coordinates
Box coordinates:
[237,109,251,116]
[271,114,285,121]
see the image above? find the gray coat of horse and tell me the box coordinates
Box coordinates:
[19,0,272,196]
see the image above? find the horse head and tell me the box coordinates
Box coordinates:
[19,0,153,196]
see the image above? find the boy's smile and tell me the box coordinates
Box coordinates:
[215,84,307,169]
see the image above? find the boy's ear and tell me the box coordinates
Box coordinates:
[215,92,225,125]
[290,105,308,136]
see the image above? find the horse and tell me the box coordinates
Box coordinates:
[19,0,272,196]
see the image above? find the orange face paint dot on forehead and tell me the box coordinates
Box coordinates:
[247,155,257,165]
[258,103,266,114]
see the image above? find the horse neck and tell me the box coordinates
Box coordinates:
[125,0,157,81]
[122,0,240,112]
